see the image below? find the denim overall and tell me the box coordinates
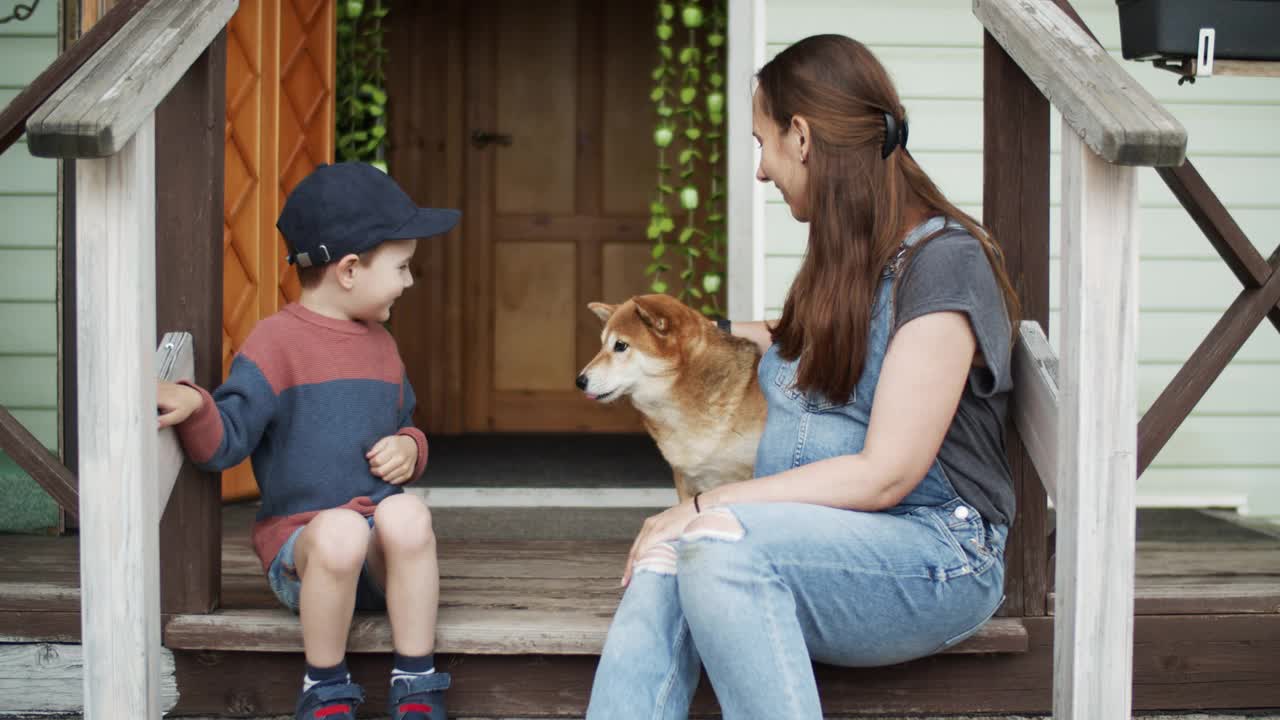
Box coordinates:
[587,217,1009,720]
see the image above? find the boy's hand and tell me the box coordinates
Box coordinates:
[157,381,204,428]
[367,434,418,485]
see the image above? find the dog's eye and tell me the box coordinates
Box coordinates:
[613,340,629,352]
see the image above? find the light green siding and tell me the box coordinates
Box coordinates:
[761,0,1280,514]
[1,0,61,531]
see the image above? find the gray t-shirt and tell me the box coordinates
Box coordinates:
[893,227,1016,526]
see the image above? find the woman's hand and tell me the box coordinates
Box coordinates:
[157,381,203,428]
[621,499,700,587]
[367,434,418,485]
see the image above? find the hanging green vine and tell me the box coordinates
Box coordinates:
[647,0,727,316]
[336,0,390,170]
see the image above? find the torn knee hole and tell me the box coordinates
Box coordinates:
[633,541,679,576]
[680,507,744,542]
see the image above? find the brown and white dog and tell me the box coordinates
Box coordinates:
[576,294,767,501]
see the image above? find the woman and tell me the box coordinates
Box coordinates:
[585,34,1022,720]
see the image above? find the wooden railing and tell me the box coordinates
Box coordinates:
[0,0,156,521]
[21,0,236,716]
[974,0,1187,719]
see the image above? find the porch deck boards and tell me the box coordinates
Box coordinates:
[3,505,1278,646]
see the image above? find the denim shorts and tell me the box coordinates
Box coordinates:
[266,515,387,612]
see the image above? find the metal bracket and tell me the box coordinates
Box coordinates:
[1197,27,1216,77]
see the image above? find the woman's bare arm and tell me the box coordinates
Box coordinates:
[704,311,976,511]
[729,320,774,354]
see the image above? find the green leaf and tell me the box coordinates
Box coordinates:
[353,131,369,141]
[702,272,722,294]
[680,87,697,104]
[678,47,693,64]
[657,105,674,118]
[650,201,667,215]
[681,268,694,281]
[659,45,673,60]
[686,246,701,257]
[700,304,718,316]
[367,105,384,117]
[371,125,387,138]
[650,87,665,102]
[652,66,665,81]
[709,72,724,88]
[652,244,667,259]
[645,262,661,276]
[647,223,662,240]
[658,183,674,194]
[685,127,702,140]
[678,227,694,244]
[651,279,669,294]
[659,217,676,232]
[660,3,675,20]
[689,287,703,298]
[678,149,693,165]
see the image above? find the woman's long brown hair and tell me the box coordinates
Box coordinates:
[758,34,1021,402]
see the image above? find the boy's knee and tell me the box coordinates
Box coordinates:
[375,494,434,553]
[303,509,370,575]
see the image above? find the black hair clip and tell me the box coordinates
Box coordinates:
[881,111,908,159]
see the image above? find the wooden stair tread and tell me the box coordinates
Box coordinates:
[163,607,1029,655]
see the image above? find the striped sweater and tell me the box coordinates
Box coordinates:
[175,303,427,571]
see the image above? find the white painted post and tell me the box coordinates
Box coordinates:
[1053,124,1140,720]
[75,113,161,719]
[726,0,767,321]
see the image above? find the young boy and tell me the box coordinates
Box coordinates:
[158,162,458,720]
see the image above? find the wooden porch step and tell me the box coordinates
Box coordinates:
[163,608,1029,655]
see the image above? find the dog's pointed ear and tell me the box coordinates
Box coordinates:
[632,297,669,335]
[588,302,616,323]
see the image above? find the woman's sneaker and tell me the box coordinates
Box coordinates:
[294,680,364,720]
[389,671,451,720]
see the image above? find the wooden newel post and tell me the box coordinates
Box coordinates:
[75,114,163,718]
[1054,127,1140,720]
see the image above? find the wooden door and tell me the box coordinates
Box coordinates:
[221,0,334,499]
[461,0,657,432]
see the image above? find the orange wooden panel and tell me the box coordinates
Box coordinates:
[221,0,333,501]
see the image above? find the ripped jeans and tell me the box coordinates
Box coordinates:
[585,500,1006,720]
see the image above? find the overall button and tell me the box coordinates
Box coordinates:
[953,506,971,520]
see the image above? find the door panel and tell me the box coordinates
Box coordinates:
[462,0,655,432]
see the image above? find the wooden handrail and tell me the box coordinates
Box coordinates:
[26,0,238,158]
[973,0,1186,166]
[0,0,151,157]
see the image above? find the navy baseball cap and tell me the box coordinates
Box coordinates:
[277,162,461,268]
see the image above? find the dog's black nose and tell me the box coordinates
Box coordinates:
[575,374,588,390]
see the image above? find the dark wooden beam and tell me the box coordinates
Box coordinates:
[1156,163,1280,333]
[0,0,151,156]
[1139,252,1280,474]
[982,32,1052,618]
[0,405,78,519]
[168,614,1280,716]
[154,31,227,615]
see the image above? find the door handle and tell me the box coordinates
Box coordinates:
[471,130,513,149]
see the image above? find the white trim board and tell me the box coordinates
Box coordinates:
[411,486,1245,511]
[408,487,679,508]
[726,0,768,322]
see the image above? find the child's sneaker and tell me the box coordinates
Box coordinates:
[389,671,451,720]
[294,680,364,720]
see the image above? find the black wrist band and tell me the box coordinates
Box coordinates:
[715,318,731,333]
[693,492,702,513]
